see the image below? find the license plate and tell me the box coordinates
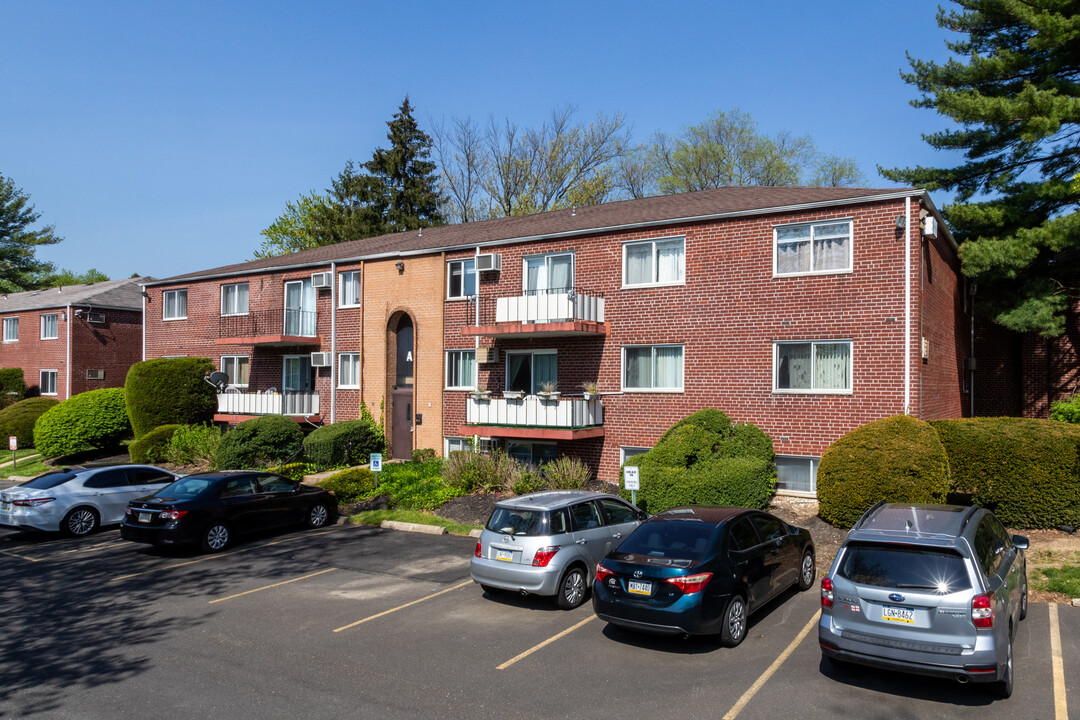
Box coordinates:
[0,502,9,511]
[138,512,152,524]
[628,580,652,595]
[495,549,514,562]
[882,605,915,623]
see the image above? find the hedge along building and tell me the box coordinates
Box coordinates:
[0,278,150,400]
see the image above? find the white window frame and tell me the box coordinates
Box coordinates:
[620,446,651,465]
[772,218,853,277]
[522,252,575,295]
[775,455,819,496]
[772,340,853,395]
[447,258,476,300]
[621,344,684,392]
[40,313,58,340]
[622,236,686,288]
[220,283,249,317]
[339,271,361,308]
[445,349,476,390]
[444,436,470,456]
[40,369,58,396]
[504,349,557,394]
[221,355,250,388]
[2,317,18,342]
[163,289,188,320]
[338,352,360,388]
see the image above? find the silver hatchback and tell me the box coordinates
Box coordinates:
[470,490,646,609]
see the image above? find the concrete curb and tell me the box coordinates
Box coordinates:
[469,529,483,538]
[380,520,447,535]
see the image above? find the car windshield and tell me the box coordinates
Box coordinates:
[486,507,550,536]
[837,542,973,593]
[617,521,717,561]
[20,471,77,489]
[154,477,215,500]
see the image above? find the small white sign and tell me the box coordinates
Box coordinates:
[370,453,383,472]
[624,465,640,491]
[8,436,16,451]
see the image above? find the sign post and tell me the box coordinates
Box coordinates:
[624,465,640,507]
[370,453,382,488]
[8,436,16,469]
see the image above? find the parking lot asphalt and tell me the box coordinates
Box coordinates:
[1,524,1075,720]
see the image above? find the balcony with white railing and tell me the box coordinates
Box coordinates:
[214,391,321,420]
[458,394,604,440]
[463,287,606,339]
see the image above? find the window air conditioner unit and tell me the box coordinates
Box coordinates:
[311,272,332,289]
[922,216,938,239]
[310,352,332,368]
[475,347,499,363]
[85,369,105,380]
[476,253,501,272]
[86,312,106,324]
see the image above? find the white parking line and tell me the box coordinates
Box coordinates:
[209,568,337,604]
[0,549,44,563]
[722,610,819,720]
[332,579,473,632]
[496,615,595,670]
[1049,603,1069,720]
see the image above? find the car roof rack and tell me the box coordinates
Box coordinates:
[852,500,887,530]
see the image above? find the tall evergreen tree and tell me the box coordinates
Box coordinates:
[0,174,61,291]
[883,0,1080,337]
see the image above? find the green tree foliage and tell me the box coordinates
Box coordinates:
[0,173,62,292]
[0,397,58,448]
[0,368,26,410]
[39,267,110,287]
[33,388,132,459]
[302,419,385,470]
[882,0,1080,337]
[216,415,303,469]
[125,358,217,437]
[253,192,334,259]
[129,424,183,464]
[1051,396,1080,423]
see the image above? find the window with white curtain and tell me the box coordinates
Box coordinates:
[774,220,852,276]
[221,283,249,316]
[774,340,852,393]
[163,289,187,320]
[776,456,819,494]
[622,345,683,391]
[446,350,476,389]
[221,355,250,387]
[339,272,361,307]
[3,318,17,342]
[505,351,557,393]
[338,353,359,388]
[447,259,476,299]
[524,253,573,295]
[40,314,58,340]
[623,237,685,287]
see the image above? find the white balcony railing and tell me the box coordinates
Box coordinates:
[216,391,320,416]
[494,291,604,324]
[466,395,603,428]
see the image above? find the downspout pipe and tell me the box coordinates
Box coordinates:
[904,196,912,416]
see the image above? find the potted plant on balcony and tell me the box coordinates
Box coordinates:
[470,384,491,401]
[537,380,561,401]
[580,381,599,400]
[503,388,525,400]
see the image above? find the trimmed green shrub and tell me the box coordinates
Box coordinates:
[0,397,58,449]
[931,417,1080,528]
[623,409,776,513]
[1050,397,1080,424]
[125,358,216,438]
[165,424,222,468]
[33,388,132,459]
[817,415,950,529]
[216,415,303,469]
[543,455,590,490]
[317,467,377,503]
[412,448,436,462]
[266,462,307,482]
[0,368,26,410]
[129,424,182,463]
[302,419,385,470]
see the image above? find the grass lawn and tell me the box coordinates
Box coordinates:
[1032,563,1080,598]
[0,454,50,479]
[348,509,480,536]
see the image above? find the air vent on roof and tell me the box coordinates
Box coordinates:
[476,253,501,272]
[310,352,332,368]
[86,312,106,324]
[311,272,332,289]
[86,369,105,381]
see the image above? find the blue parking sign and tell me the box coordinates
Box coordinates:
[370,453,382,472]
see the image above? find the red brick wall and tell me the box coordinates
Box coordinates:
[919,224,970,420]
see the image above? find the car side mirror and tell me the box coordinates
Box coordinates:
[1012,534,1029,550]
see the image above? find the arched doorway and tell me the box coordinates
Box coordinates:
[389,313,414,459]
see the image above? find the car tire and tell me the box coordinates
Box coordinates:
[797,550,816,591]
[719,594,748,648]
[201,522,230,553]
[307,503,330,529]
[988,636,1013,698]
[480,584,504,596]
[62,506,99,537]
[553,566,587,610]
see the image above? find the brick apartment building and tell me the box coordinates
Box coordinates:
[0,278,149,399]
[143,186,970,494]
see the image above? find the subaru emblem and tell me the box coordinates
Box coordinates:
[633,570,643,578]
[503,536,512,543]
[889,593,905,603]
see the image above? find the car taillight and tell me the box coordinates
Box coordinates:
[821,577,834,608]
[125,506,133,515]
[595,563,615,583]
[158,510,187,520]
[475,541,482,558]
[664,572,713,594]
[532,546,561,567]
[12,497,54,506]
[971,593,994,628]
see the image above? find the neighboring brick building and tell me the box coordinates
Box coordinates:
[0,278,149,400]
[144,186,970,492]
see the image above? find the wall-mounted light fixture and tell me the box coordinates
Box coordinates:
[895,215,906,229]
[395,261,405,274]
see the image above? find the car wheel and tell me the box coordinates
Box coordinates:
[201,522,230,553]
[307,503,330,529]
[720,594,748,647]
[480,584,504,596]
[62,507,99,537]
[988,636,1013,698]
[553,566,587,610]
[797,550,816,591]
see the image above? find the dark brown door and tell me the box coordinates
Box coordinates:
[392,388,413,459]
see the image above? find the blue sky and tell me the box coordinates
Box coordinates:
[3,0,959,281]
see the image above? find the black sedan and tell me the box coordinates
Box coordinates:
[592,507,815,647]
[120,471,337,552]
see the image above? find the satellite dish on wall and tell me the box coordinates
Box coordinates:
[205,371,230,391]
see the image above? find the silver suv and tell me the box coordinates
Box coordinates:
[819,502,1028,697]
[470,490,646,609]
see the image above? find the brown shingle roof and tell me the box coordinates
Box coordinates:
[151,186,918,284]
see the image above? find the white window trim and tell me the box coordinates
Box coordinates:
[775,455,819,497]
[620,344,685,393]
[444,436,470,456]
[40,369,58,396]
[621,235,686,289]
[3,317,18,343]
[220,355,250,388]
[521,251,575,294]
[620,446,651,465]
[504,349,557,394]
[338,271,362,308]
[220,283,249,317]
[772,339,854,395]
[40,313,59,340]
[772,218,854,278]
[338,352,360,389]
[445,349,476,390]
[446,258,476,300]
[163,289,188,321]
